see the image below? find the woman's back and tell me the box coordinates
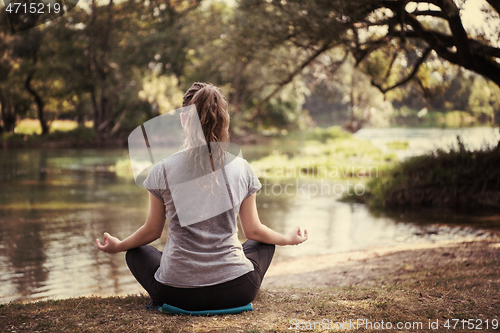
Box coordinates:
[144,150,260,287]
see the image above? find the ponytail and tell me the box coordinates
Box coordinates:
[181,83,230,190]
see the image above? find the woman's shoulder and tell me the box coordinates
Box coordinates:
[151,150,186,172]
[224,153,256,179]
[224,152,249,169]
[143,150,185,186]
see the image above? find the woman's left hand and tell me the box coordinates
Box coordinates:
[285,226,308,246]
[96,232,122,254]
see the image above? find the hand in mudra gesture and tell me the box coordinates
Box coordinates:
[286,226,308,245]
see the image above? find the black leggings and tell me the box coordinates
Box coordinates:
[125,240,275,311]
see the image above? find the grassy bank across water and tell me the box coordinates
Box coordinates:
[1,239,499,332]
[365,137,500,210]
[1,119,127,149]
[249,126,397,181]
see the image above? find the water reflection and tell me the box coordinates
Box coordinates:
[0,219,48,301]
[258,193,490,260]
[0,149,151,303]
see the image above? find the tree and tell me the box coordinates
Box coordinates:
[0,14,49,134]
[22,30,49,135]
[181,1,315,133]
[0,0,204,137]
[237,0,500,124]
[83,0,202,138]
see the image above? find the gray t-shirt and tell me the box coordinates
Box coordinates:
[143,150,260,288]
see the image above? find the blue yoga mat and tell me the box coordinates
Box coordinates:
[158,303,253,316]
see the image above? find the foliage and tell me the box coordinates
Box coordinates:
[0,0,201,137]
[138,72,184,115]
[237,0,500,127]
[1,0,317,137]
[386,140,409,150]
[1,0,500,138]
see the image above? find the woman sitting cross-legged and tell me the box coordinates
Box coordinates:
[96,82,308,311]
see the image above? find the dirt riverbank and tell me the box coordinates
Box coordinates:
[263,236,500,289]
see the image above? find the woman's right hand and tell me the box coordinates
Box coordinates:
[96,232,122,254]
[286,226,308,245]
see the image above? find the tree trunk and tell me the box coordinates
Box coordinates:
[0,89,17,133]
[88,0,114,138]
[25,72,49,135]
[74,94,85,127]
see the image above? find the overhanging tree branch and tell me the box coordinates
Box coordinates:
[412,10,446,18]
[438,0,471,62]
[384,47,403,80]
[403,13,459,63]
[403,30,500,58]
[371,47,431,93]
[402,11,500,86]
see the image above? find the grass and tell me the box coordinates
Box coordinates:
[386,140,409,150]
[1,240,499,332]
[2,127,98,147]
[13,119,93,135]
[250,127,397,182]
[1,119,122,148]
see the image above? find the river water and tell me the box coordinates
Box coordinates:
[0,127,498,303]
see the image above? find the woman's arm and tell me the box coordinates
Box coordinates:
[96,192,166,253]
[239,193,307,246]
